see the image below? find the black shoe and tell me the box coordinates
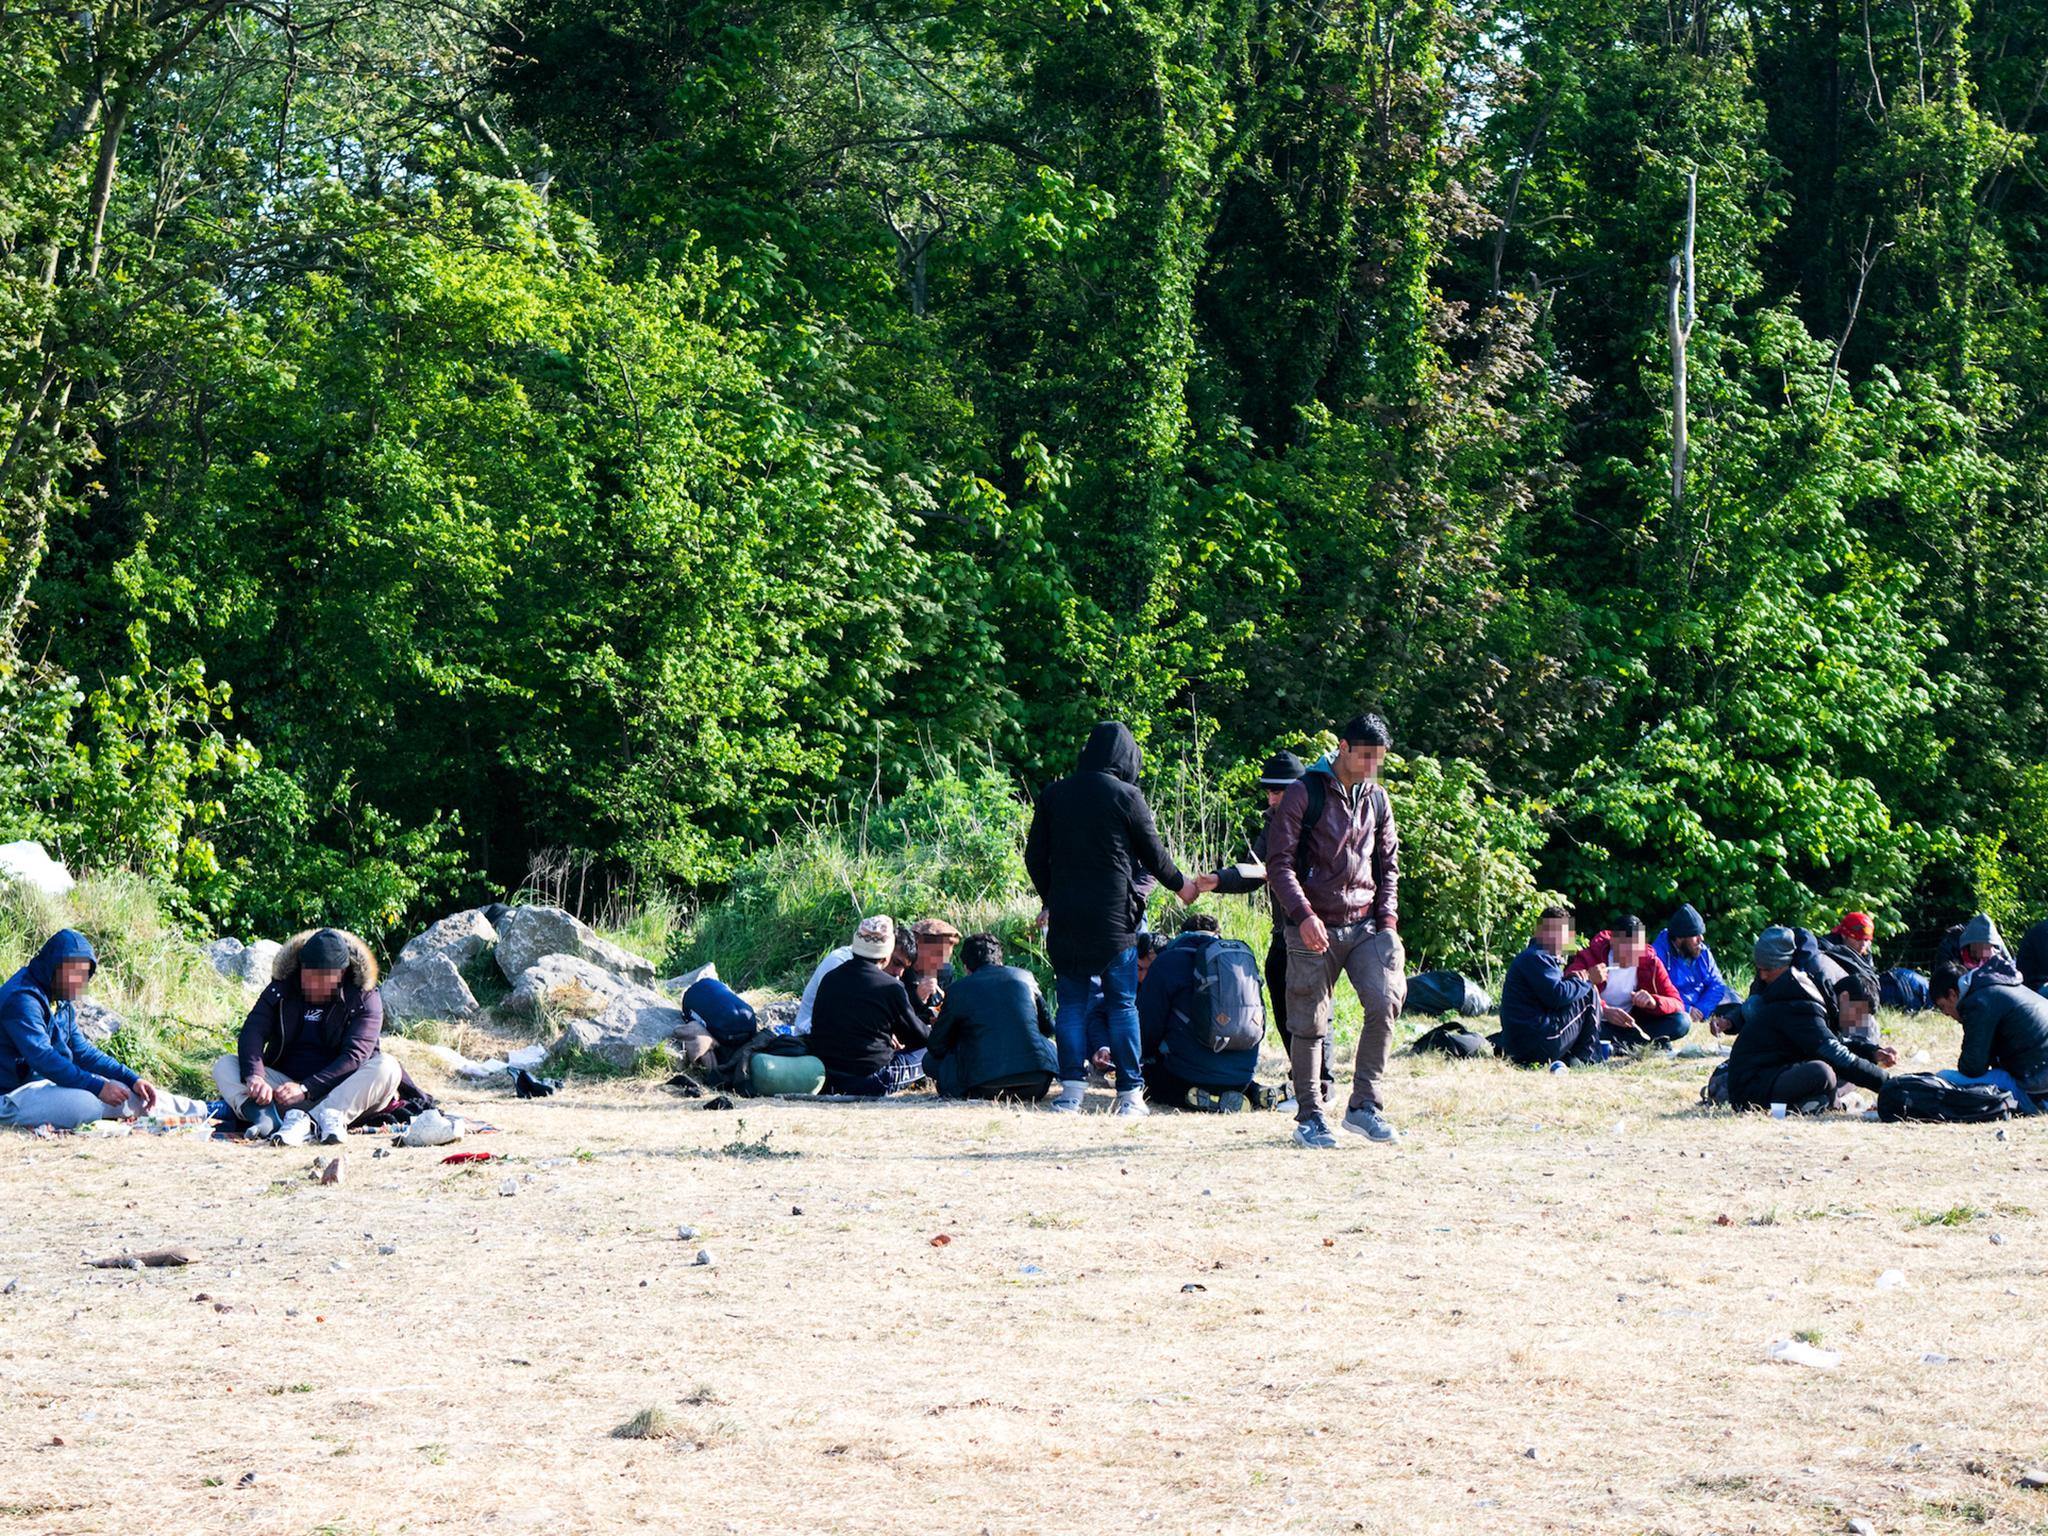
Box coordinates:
[513,1068,559,1099]
[665,1075,704,1097]
[701,1094,735,1111]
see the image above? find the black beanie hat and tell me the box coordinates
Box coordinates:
[300,928,351,971]
[1668,904,1706,940]
[1258,751,1307,787]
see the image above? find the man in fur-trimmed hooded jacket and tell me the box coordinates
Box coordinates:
[211,928,403,1145]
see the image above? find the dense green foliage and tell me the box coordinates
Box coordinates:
[2,0,2044,967]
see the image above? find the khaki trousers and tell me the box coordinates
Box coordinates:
[1283,921,1406,1120]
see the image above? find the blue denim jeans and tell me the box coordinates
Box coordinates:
[1056,948,1141,1089]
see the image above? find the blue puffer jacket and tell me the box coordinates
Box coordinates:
[0,930,135,1096]
[1137,932,1261,1090]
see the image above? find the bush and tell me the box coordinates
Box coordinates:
[685,758,1037,989]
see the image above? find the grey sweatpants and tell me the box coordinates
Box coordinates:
[1283,920,1406,1120]
[0,1081,210,1130]
[212,1055,402,1129]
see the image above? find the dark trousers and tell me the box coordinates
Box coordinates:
[1144,1060,1254,1110]
[1766,1060,1839,1110]
[1265,929,1288,1040]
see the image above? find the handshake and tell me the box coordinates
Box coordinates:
[1180,872,1223,903]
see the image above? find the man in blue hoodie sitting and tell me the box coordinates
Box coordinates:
[1651,903,1736,1025]
[0,930,206,1130]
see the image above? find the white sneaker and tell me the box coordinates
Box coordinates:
[1113,1090,1149,1118]
[271,1109,314,1146]
[311,1109,347,1146]
[1047,1080,1086,1113]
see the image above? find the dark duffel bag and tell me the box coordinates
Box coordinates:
[1876,1072,2016,1123]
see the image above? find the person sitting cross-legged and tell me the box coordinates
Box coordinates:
[1651,903,1735,1024]
[809,915,932,1097]
[1724,926,1887,1113]
[924,934,1057,1102]
[1499,906,1606,1067]
[1136,913,1268,1112]
[212,927,402,1146]
[1565,914,1687,1048]
[0,929,208,1130]
[1930,958,2048,1114]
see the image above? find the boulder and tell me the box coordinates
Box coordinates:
[506,955,710,1069]
[0,841,74,900]
[75,1000,123,1044]
[380,954,482,1022]
[500,955,625,1025]
[397,909,497,972]
[493,904,655,987]
[203,937,281,990]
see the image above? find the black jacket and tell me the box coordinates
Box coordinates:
[1024,722,1186,975]
[925,964,1056,1097]
[1727,967,1886,1106]
[1498,942,1598,1064]
[809,956,928,1080]
[1956,955,2048,1084]
[2017,920,2048,992]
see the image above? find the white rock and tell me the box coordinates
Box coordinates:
[379,954,481,1022]
[202,938,247,980]
[1875,1269,1907,1291]
[506,1044,547,1071]
[1767,1339,1841,1369]
[660,962,719,996]
[397,909,498,972]
[0,841,73,899]
[494,904,653,986]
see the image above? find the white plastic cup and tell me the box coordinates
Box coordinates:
[1769,1102,1787,1119]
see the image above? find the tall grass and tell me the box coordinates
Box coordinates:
[0,871,243,1098]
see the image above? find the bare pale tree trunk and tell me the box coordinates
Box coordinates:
[1667,169,1697,514]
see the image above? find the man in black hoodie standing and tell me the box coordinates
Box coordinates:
[1025,721,1199,1116]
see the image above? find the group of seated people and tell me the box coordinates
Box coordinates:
[798,911,1269,1110]
[0,926,416,1138]
[10,891,2048,1133]
[1499,900,2048,1114]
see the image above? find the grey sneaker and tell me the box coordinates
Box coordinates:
[1192,1088,1248,1114]
[242,1106,283,1141]
[1112,1091,1150,1118]
[1341,1106,1399,1144]
[1292,1115,1339,1149]
[311,1109,347,1146]
[271,1108,314,1146]
[1047,1082,1086,1114]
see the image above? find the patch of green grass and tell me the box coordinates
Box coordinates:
[1023,1211,1084,1229]
[1914,1205,1981,1228]
[1921,1498,1992,1525]
[547,1043,674,1081]
[459,948,511,1010]
[712,1118,797,1160]
[417,1443,447,1465]
[1793,1327,1825,1346]
[611,1406,678,1440]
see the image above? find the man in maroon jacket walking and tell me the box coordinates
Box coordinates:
[1266,714,1406,1149]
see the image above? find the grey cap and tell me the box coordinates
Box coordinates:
[1961,913,2004,950]
[1752,926,1796,971]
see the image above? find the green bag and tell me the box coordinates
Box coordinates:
[749,1052,826,1097]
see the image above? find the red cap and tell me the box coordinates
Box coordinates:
[1836,911,1876,942]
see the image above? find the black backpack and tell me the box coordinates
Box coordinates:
[1699,1062,1731,1107]
[1189,938,1266,1052]
[1406,969,1491,1017]
[1876,1072,2017,1123]
[1411,1020,1488,1058]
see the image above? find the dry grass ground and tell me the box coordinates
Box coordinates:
[3,1013,2046,1536]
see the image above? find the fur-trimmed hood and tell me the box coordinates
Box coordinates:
[272,928,379,990]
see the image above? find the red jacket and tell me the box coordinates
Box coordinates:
[1564,932,1682,1024]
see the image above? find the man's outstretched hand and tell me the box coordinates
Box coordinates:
[1177,881,1201,905]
